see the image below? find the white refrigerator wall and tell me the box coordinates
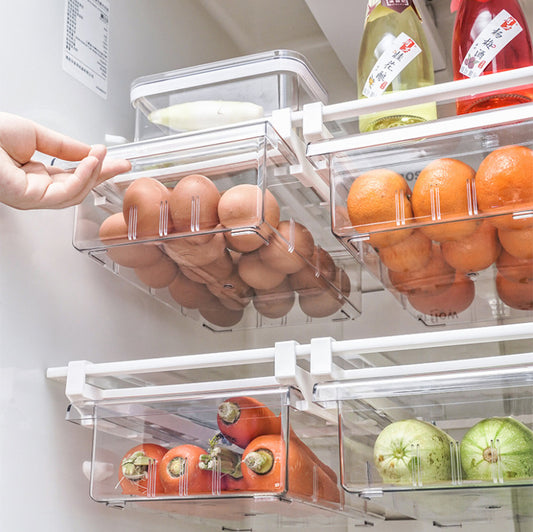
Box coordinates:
[1,2,528,532]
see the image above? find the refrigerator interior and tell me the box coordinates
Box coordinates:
[1,1,533,531]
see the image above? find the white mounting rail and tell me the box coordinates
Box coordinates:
[47,322,533,412]
[299,65,533,151]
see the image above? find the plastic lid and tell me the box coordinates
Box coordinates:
[130,49,328,106]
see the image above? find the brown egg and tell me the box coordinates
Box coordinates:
[207,266,254,310]
[259,220,315,274]
[169,174,220,244]
[168,270,216,309]
[199,297,244,328]
[180,250,234,284]
[253,278,295,319]
[237,250,286,290]
[134,254,179,288]
[218,184,280,252]
[298,269,351,318]
[99,213,163,268]
[163,231,226,267]
[122,177,172,239]
[288,247,336,293]
[224,230,270,253]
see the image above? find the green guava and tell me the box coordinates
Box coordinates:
[460,416,533,482]
[373,419,455,485]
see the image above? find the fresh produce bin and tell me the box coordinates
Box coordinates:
[313,352,533,523]
[70,388,356,520]
[73,121,361,331]
[130,50,327,141]
[326,106,533,327]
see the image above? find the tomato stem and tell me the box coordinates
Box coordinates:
[121,451,154,481]
[199,446,243,478]
[244,449,274,475]
[167,456,187,478]
[218,401,240,424]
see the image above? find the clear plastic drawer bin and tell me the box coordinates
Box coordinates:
[314,353,533,524]
[73,121,361,331]
[328,107,533,327]
[74,388,355,520]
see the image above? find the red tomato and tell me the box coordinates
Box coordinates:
[159,444,214,495]
[118,443,167,496]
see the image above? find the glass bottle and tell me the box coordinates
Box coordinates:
[357,0,437,132]
[452,0,533,115]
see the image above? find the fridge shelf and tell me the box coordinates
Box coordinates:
[74,121,361,332]
[47,323,533,525]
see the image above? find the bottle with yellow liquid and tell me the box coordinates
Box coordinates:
[357,0,437,132]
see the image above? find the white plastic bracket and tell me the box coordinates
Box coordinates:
[274,341,315,411]
[270,107,294,142]
[271,107,330,202]
[65,360,103,404]
[274,340,299,385]
[310,337,337,381]
[302,101,333,143]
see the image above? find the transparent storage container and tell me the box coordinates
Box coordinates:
[69,388,358,521]
[131,50,328,141]
[73,121,361,331]
[314,352,533,525]
[327,105,533,327]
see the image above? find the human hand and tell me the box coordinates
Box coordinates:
[0,112,131,209]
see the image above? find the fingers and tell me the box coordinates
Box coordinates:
[97,157,132,185]
[33,121,91,162]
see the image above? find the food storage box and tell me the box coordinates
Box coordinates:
[69,387,354,521]
[73,121,361,331]
[130,50,328,141]
[313,352,533,525]
[324,105,533,327]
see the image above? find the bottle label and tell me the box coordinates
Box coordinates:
[460,10,523,78]
[362,32,422,98]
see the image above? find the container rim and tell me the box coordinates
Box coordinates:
[130,49,328,107]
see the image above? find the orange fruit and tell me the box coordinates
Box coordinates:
[498,226,533,259]
[378,229,432,273]
[475,145,533,230]
[388,243,455,296]
[346,169,413,248]
[496,273,533,311]
[408,272,475,318]
[441,220,501,273]
[496,249,533,283]
[411,158,478,242]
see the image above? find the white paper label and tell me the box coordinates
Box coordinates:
[62,0,109,98]
[459,9,523,78]
[362,32,422,98]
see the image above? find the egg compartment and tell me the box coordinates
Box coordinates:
[326,110,533,328]
[73,121,362,331]
[75,387,360,522]
[313,352,533,525]
[130,49,327,142]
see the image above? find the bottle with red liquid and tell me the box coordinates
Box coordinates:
[452,0,533,115]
